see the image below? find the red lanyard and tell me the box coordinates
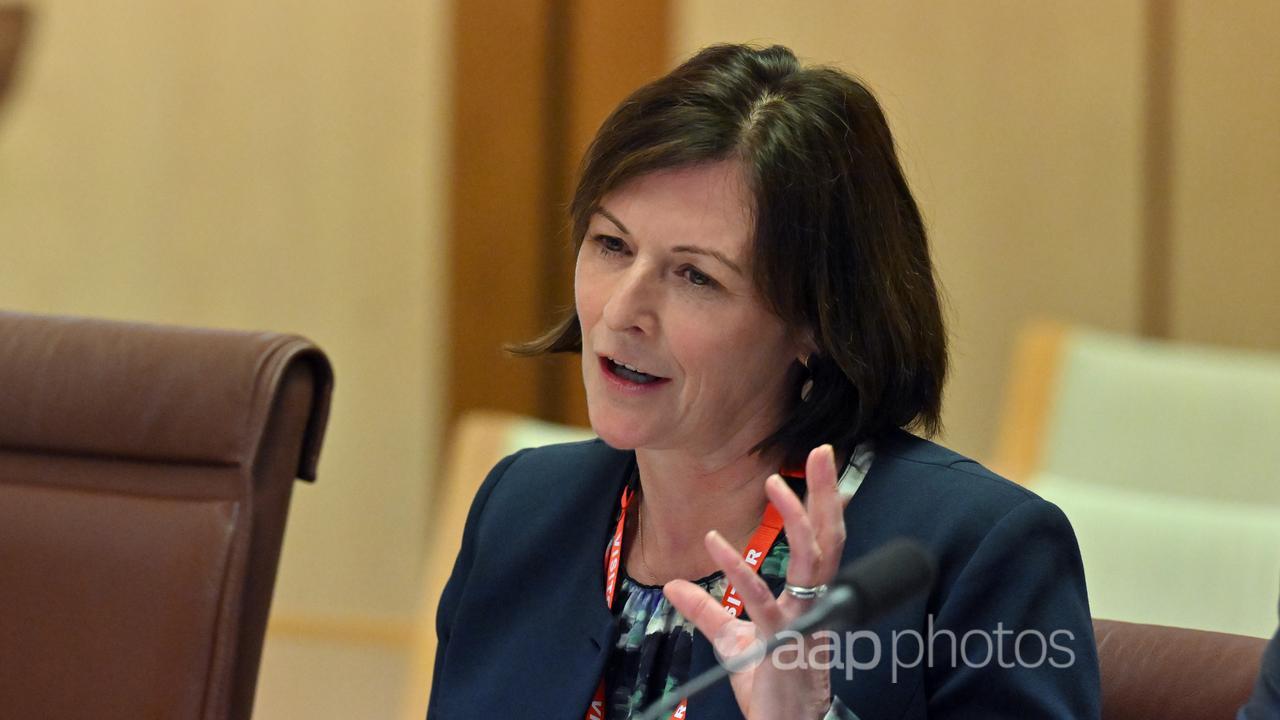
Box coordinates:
[586,476,788,720]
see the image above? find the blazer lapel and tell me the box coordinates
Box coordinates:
[509,450,631,720]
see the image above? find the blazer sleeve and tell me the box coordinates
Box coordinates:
[925,497,1101,719]
[1239,604,1280,719]
[427,449,527,716]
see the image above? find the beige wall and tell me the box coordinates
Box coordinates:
[0,1,449,716]
[1170,0,1280,350]
[675,1,1280,461]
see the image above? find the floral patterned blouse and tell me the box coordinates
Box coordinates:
[602,446,875,720]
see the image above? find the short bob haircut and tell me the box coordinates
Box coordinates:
[515,43,947,463]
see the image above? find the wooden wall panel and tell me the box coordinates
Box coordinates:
[448,0,555,422]
[1140,0,1176,339]
[449,0,669,429]
[0,5,28,108]
[553,1,671,427]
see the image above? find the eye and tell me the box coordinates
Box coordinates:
[680,265,717,289]
[593,234,627,256]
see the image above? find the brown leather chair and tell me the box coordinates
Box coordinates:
[1095,618,1268,720]
[0,311,333,720]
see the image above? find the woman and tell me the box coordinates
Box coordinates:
[429,44,1099,719]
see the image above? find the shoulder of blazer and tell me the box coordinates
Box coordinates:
[857,427,1045,524]
[477,438,633,517]
[459,438,635,567]
[838,430,1092,669]
[845,428,1075,585]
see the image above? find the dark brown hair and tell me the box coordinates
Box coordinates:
[516,43,948,460]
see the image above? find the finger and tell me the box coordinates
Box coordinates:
[704,530,787,633]
[765,474,825,588]
[664,578,738,644]
[805,444,846,573]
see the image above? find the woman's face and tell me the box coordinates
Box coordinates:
[575,160,807,460]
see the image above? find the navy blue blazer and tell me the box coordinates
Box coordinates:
[428,429,1101,719]
[1240,602,1280,719]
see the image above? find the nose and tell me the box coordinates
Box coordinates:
[601,264,656,335]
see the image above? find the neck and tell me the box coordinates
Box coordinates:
[627,443,782,584]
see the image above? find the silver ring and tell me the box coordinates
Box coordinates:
[784,583,828,600]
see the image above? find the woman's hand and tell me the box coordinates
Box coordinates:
[664,444,846,720]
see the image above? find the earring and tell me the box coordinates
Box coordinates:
[799,356,814,402]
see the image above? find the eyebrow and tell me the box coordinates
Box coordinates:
[595,207,631,235]
[671,245,744,276]
[591,207,745,277]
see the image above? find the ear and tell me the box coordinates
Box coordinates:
[792,327,819,365]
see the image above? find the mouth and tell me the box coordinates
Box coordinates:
[599,355,669,387]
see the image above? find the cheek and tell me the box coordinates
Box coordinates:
[573,252,600,329]
[689,318,795,393]
[671,321,764,391]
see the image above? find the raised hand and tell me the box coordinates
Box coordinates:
[664,444,845,720]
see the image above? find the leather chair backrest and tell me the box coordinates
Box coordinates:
[1095,618,1268,720]
[0,311,333,720]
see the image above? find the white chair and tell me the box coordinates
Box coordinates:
[993,322,1280,637]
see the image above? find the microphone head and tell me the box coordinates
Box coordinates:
[833,538,936,626]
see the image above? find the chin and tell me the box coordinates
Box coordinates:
[585,405,651,451]
[592,431,639,451]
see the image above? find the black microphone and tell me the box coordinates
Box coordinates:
[632,538,936,720]
[789,536,937,634]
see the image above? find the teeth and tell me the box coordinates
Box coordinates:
[608,357,660,385]
[612,358,647,375]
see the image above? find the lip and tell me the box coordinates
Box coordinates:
[597,355,671,395]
